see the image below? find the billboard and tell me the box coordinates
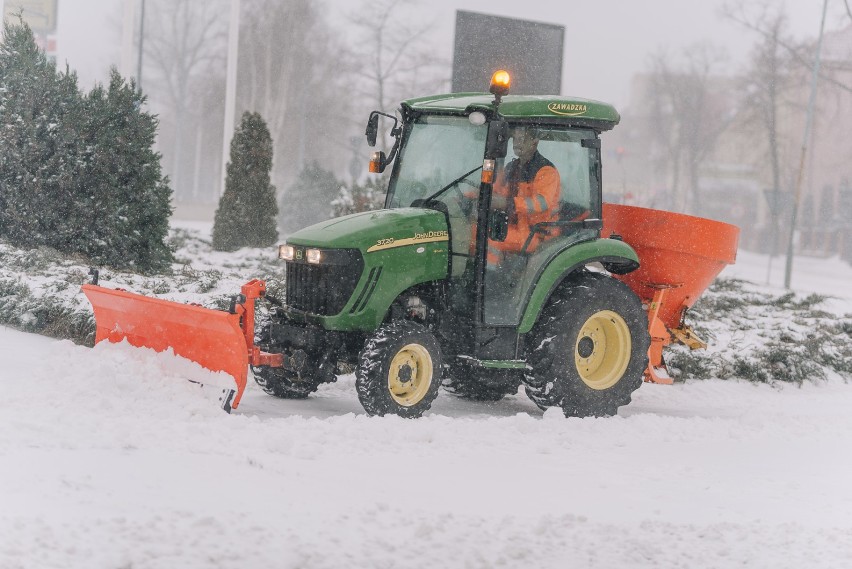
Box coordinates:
[452,10,564,95]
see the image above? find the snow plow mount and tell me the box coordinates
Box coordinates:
[237,280,286,370]
[82,278,283,412]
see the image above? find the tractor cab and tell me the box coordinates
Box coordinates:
[368,71,620,359]
[385,116,602,323]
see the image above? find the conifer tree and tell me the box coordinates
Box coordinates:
[0,19,82,247]
[80,70,173,271]
[213,111,278,251]
[279,162,340,234]
[0,20,173,273]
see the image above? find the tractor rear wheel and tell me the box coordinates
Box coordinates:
[356,320,442,418]
[443,363,521,401]
[524,272,650,417]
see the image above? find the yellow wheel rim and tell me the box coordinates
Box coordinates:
[387,343,434,407]
[574,310,631,390]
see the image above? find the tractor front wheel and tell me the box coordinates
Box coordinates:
[356,320,442,418]
[524,272,650,417]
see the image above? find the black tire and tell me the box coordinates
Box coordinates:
[523,271,650,417]
[356,320,442,418]
[443,362,521,401]
[252,363,333,399]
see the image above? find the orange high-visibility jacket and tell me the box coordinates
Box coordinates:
[493,152,561,252]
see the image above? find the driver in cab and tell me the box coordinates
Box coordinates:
[486,126,560,268]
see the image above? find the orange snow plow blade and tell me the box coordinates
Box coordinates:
[602,204,740,384]
[82,280,281,410]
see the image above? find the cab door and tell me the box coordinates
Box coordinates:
[482,126,602,327]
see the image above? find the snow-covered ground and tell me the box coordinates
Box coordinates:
[2,229,852,568]
[723,248,852,307]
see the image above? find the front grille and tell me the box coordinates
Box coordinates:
[285,250,363,316]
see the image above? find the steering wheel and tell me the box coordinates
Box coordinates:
[459,177,480,189]
[448,184,479,217]
[452,177,482,216]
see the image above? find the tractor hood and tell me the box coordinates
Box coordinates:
[285,208,449,254]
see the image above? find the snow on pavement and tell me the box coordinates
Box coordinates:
[2,324,852,568]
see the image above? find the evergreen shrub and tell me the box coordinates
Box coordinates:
[331,177,387,217]
[279,162,340,234]
[0,20,173,273]
[212,111,278,251]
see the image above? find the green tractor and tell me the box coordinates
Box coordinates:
[91,71,738,418]
[258,71,650,418]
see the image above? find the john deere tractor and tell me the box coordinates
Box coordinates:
[84,70,665,417]
[252,71,650,418]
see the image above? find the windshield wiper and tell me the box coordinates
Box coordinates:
[419,165,483,204]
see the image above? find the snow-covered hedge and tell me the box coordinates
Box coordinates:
[668,278,852,384]
[0,227,283,346]
[1,228,849,384]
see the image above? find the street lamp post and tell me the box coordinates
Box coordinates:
[784,0,829,289]
[221,0,240,196]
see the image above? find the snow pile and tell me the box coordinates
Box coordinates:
[3,223,852,567]
[2,323,852,568]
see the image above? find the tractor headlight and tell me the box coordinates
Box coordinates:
[306,248,322,264]
[279,244,295,261]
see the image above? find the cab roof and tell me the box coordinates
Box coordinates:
[401,93,620,131]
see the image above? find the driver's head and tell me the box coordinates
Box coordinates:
[511,127,540,163]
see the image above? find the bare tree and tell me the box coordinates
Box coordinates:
[143,0,227,201]
[727,3,802,258]
[351,0,439,112]
[237,0,352,190]
[646,43,733,213]
[348,0,447,154]
[724,1,852,96]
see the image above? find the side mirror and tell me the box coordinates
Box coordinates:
[485,120,509,159]
[366,113,379,147]
[489,210,509,242]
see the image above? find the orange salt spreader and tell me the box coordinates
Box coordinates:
[601,203,740,384]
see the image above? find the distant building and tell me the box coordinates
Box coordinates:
[606,33,852,259]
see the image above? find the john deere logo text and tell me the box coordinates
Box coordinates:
[548,102,588,116]
[367,230,449,252]
[413,230,448,240]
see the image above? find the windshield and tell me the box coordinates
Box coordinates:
[387,115,486,208]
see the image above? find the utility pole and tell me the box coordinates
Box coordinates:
[221,0,240,196]
[784,0,828,289]
[136,0,146,91]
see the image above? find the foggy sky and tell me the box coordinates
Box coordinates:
[9,0,849,109]
[324,0,844,108]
